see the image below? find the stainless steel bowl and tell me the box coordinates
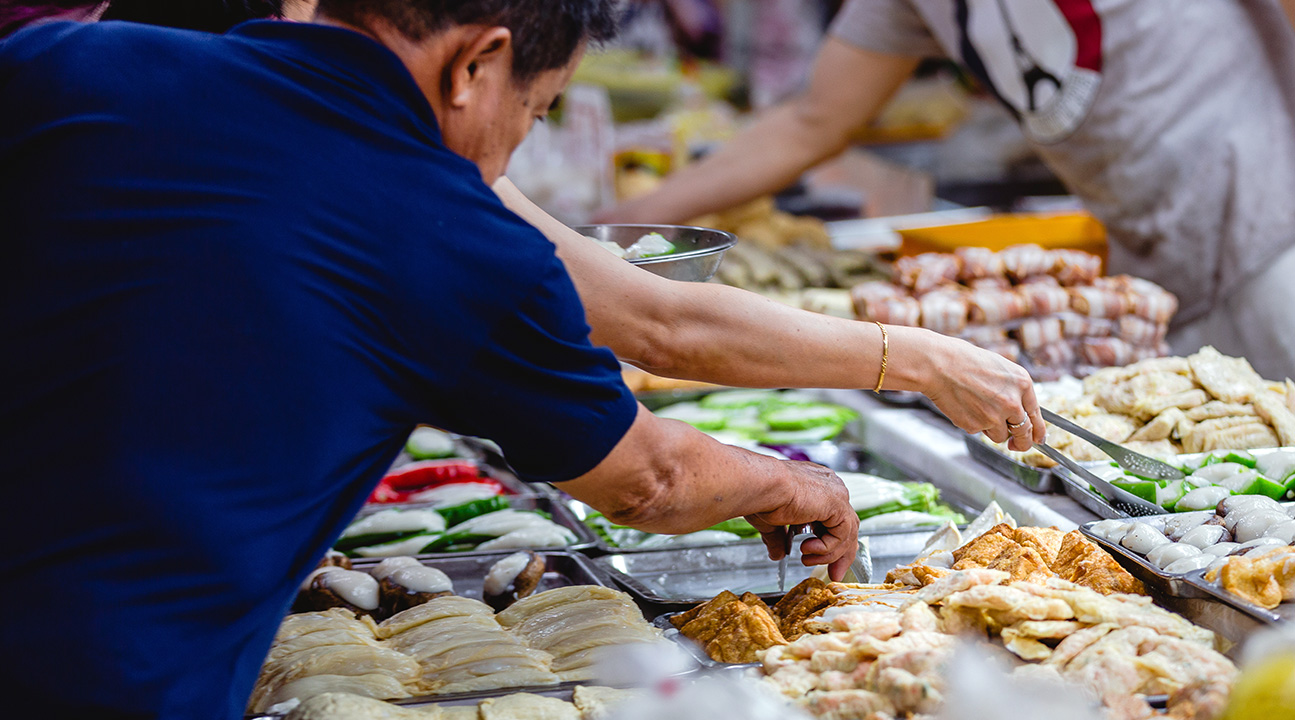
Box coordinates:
[573,224,737,282]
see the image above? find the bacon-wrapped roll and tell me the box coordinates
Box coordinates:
[955,246,1005,281]
[918,290,969,335]
[999,244,1053,281]
[1069,285,1129,318]
[960,324,1009,345]
[982,340,1023,363]
[968,288,1029,325]
[1029,340,1077,369]
[1117,315,1169,346]
[1059,313,1114,338]
[1049,249,1102,285]
[1019,280,1071,316]
[1121,276,1179,324]
[1078,337,1137,367]
[968,276,1011,291]
[1017,316,1065,353]
[895,253,960,294]
[850,281,912,322]
[854,293,921,326]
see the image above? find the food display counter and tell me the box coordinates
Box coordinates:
[255,358,1295,720]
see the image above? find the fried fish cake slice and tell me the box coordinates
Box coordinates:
[778,585,838,639]
[986,545,1054,585]
[1051,531,1145,596]
[705,604,787,663]
[951,530,1019,569]
[1012,527,1066,566]
[772,578,832,620]
[670,590,740,630]
[680,599,747,645]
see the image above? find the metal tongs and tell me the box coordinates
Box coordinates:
[1042,408,1184,481]
[1036,408,1176,517]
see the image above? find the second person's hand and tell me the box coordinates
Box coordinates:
[743,461,860,582]
[916,333,1047,452]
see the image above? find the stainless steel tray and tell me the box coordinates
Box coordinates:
[346,550,616,606]
[595,531,934,605]
[1078,521,1207,598]
[964,434,1058,494]
[348,495,598,558]
[1182,568,1295,625]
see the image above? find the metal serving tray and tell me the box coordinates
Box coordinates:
[347,496,598,560]
[596,531,935,606]
[347,550,615,606]
[964,434,1059,494]
[1183,568,1295,626]
[1057,447,1295,519]
[1078,520,1208,598]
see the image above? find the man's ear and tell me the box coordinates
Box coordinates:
[445,26,514,108]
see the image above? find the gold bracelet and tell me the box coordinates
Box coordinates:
[873,321,889,393]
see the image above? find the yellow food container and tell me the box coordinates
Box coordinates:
[897,212,1108,268]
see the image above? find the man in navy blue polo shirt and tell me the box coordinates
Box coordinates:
[0,2,868,717]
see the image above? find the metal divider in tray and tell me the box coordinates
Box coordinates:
[350,494,599,558]
[595,530,936,606]
[963,433,1058,494]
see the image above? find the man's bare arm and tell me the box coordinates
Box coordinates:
[557,404,860,579]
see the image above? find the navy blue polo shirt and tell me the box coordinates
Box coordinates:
[0,20,636,719]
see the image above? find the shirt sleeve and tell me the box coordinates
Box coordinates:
[829,0,944,58]
[451,251,638,484]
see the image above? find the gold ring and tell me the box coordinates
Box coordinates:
[1007,419,1028,431]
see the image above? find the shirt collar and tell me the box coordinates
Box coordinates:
[227,20,443,143]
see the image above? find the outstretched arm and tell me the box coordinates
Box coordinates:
[594,39,919,224]
[496,178,1045,451]
[558,404,860,580]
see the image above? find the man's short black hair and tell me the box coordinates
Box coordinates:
[316,0,620,81]
[101,0,283,33]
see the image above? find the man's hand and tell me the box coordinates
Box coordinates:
[743,462,859,581]
[556,406,860,580]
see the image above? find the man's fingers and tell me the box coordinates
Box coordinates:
[759,526,789,561]
[984,425,1010,444]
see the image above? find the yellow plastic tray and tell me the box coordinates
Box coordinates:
[897,212,1107,267]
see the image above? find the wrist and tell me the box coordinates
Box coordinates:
[870,325,937,392]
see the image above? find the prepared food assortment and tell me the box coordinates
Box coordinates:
[991,347,1295,468]
[851,244,1177,380]
[1087,495,1295,582]
[674,528,1233,720]
[336,503,578,557]
[281,686,641,720]
[760,570,1233,720]
[1205,545,1295,610]
[580,471,963,550]
[251,584,662,713]
[715,242,888,319]
[1082,449,1295,513]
